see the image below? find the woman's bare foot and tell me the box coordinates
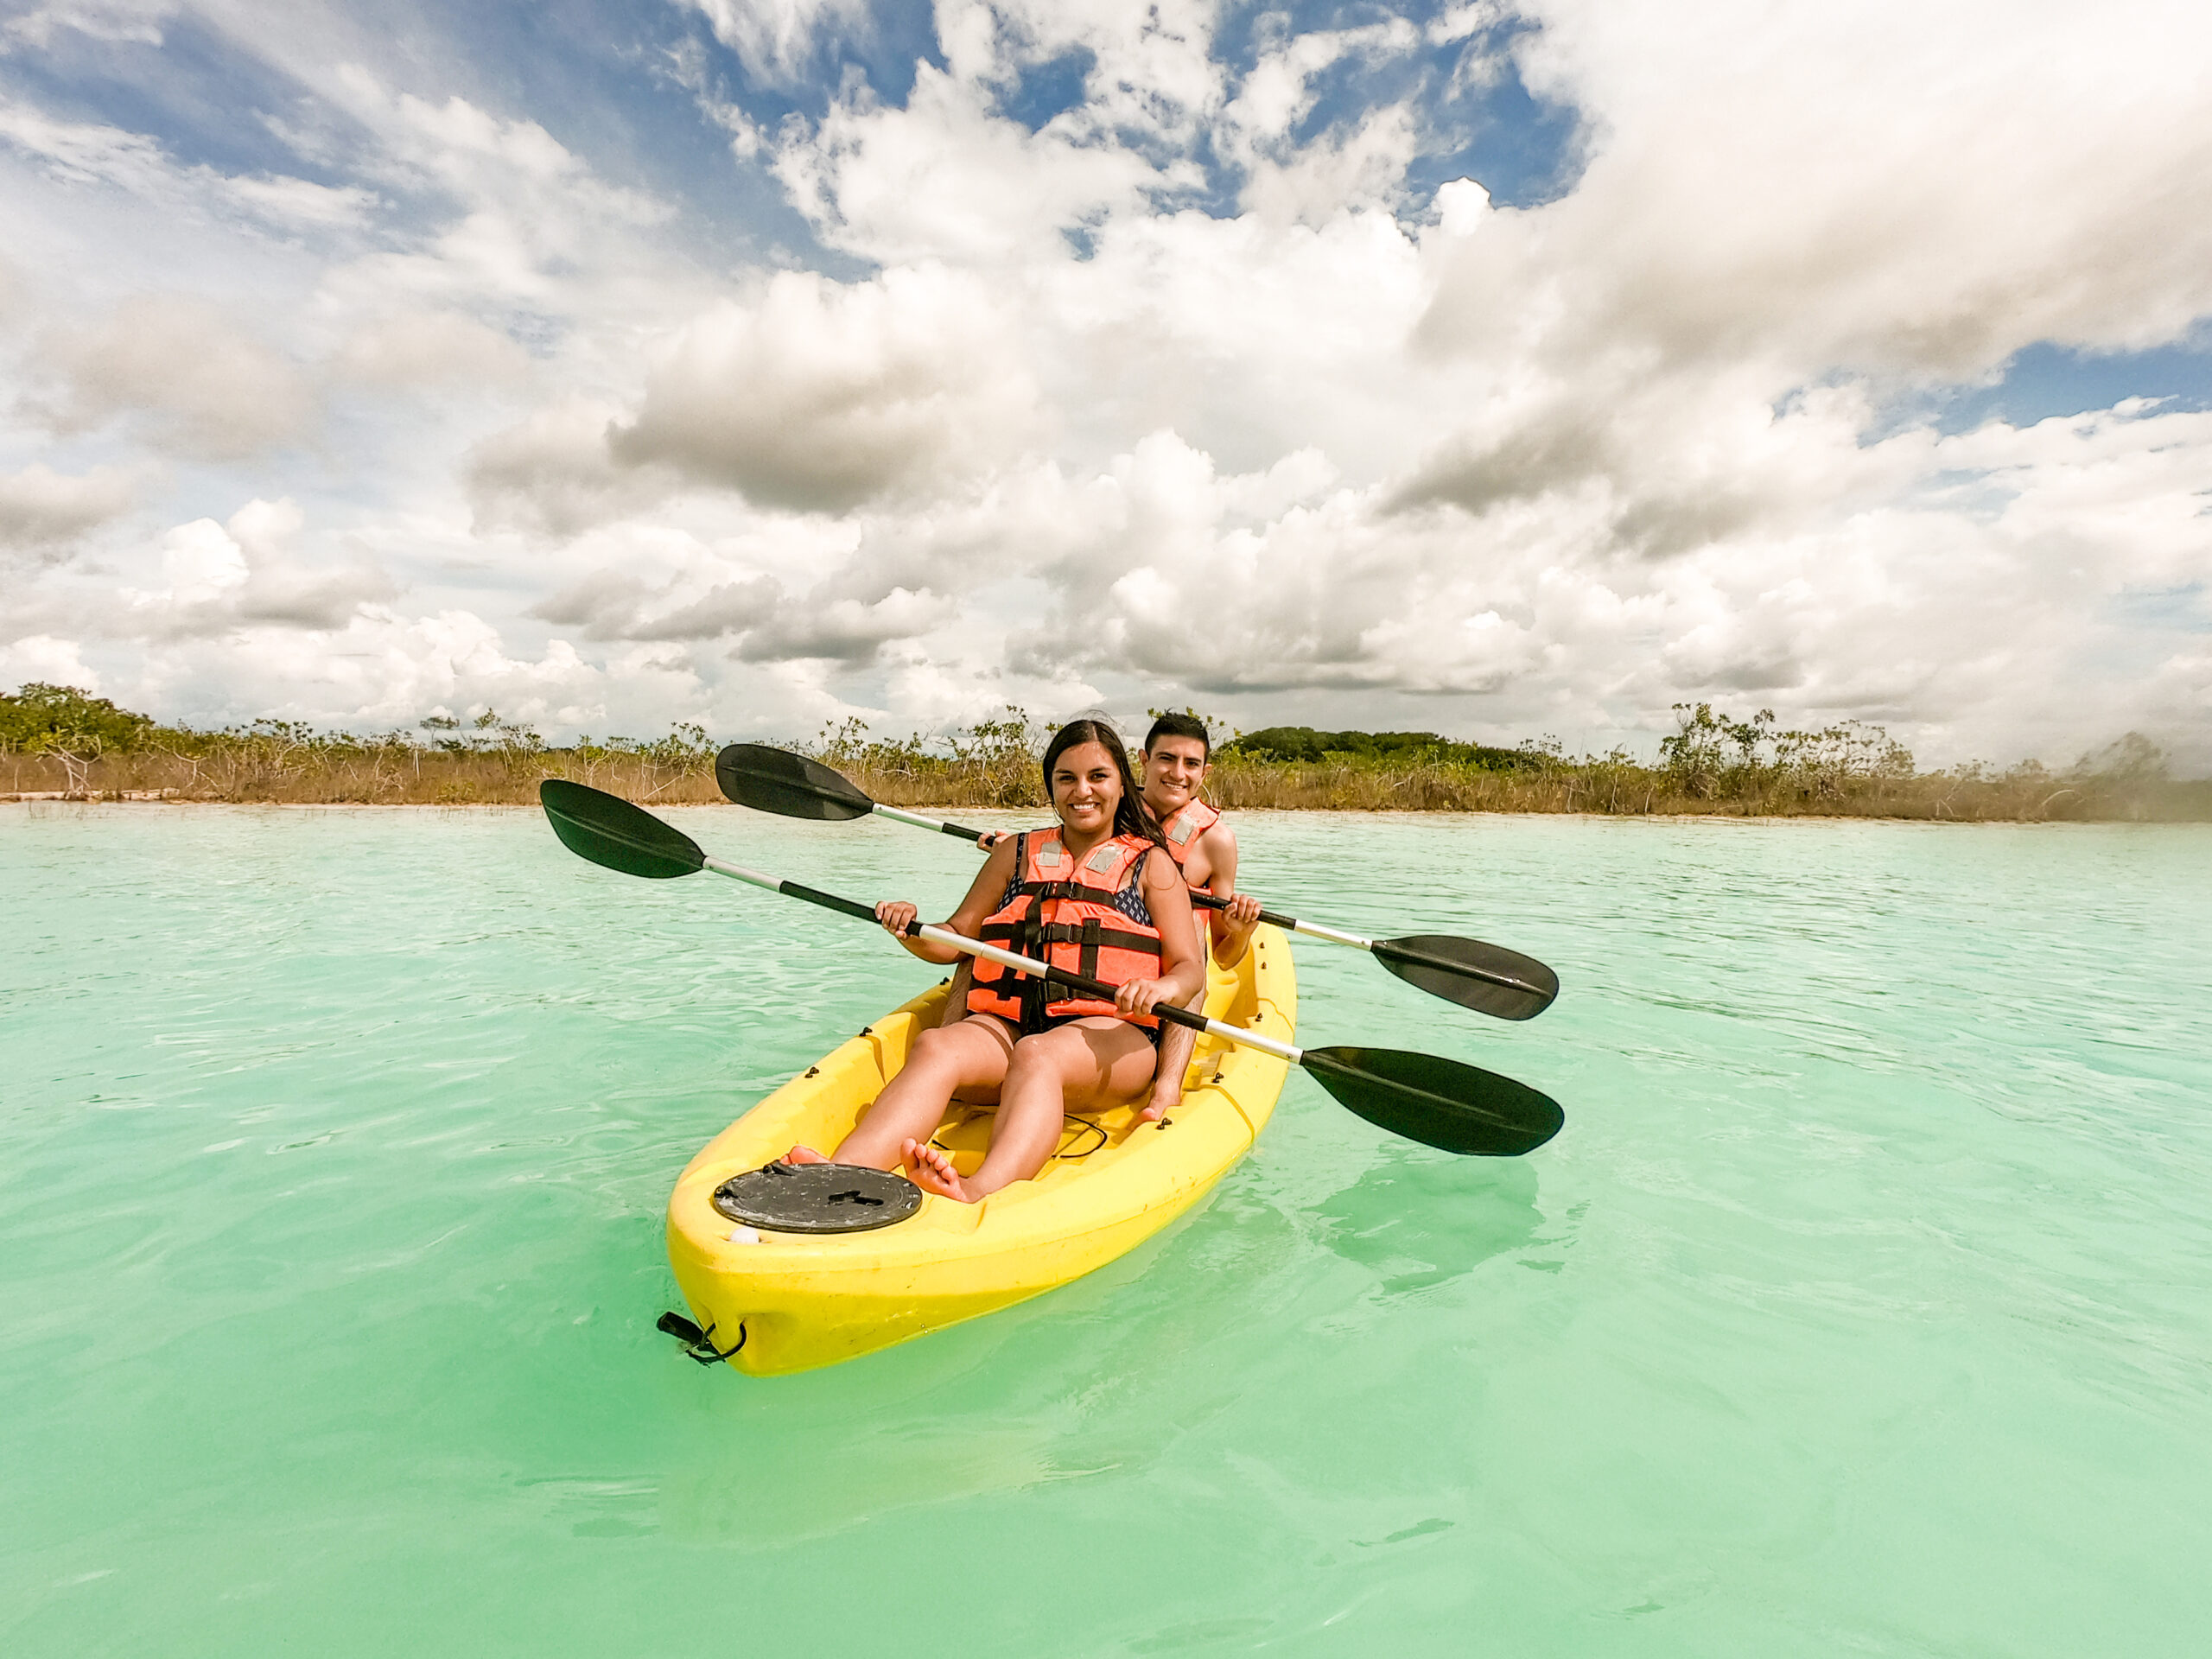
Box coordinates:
[781,1145,830,1166]
[900,1137,976,1203]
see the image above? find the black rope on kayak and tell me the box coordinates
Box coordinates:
[930,1110,1106,1161]
[1057,1116,1107,1160]
[656,1310,746,1365]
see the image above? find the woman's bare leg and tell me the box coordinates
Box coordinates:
[787,1017,1013,1169]
[906,1019,1158,1202]
[936,959,974,1028]
[935,961,1003,1103]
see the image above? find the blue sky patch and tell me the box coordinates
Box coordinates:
[1004,47,1097,134]
[0,10,339,182]
[1932,339,2212,434]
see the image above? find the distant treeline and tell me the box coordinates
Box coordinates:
[3,683,2206,822]
[1225,727,1537,770]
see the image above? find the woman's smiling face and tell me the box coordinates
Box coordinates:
[1051,741,1122,834]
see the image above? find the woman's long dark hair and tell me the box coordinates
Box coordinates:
[1040,718,1167,849]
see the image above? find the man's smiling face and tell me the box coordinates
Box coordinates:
[1141,735,1209,813]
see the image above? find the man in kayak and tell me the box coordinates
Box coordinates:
[1135,713,1261,1122]
[785,719,1205,1203]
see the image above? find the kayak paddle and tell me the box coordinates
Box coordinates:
[715,741,1560,1022]
[540,779,1563,1158]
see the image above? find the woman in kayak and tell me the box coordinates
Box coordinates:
[784,717,1204,1203]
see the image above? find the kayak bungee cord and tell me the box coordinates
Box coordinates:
[655,1310,743,1366]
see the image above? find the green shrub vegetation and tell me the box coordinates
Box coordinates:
[2,682,2203,821]
[0,682,157,755]
[1224,726,1538,771]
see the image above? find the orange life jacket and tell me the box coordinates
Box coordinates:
[966,830,1163,1030]
[1157,798,1222,893]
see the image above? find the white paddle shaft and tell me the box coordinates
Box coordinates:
[911,923,1305,1065]
[698,854,1303,1065]
[870,802,951,834]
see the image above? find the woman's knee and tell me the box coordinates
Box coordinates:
[1005,1029,1075,1078]
[910,1025,979,1068]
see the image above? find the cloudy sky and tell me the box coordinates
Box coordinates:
[2,0,2208,765]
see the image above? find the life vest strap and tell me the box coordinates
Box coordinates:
[976,919,1158,955]
[1005,877,1140,905]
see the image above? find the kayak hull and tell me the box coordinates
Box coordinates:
[665,924,1296,1376]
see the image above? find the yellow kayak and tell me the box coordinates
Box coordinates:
[664,923,1296,1376]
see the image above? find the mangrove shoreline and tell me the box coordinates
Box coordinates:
[3,685,2204,822]
[4,740,2204,822]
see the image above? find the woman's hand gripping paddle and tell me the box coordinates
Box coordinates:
[714,741,1560,1022]
[540,779,1564,1158]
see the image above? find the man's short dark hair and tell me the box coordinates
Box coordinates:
[1143,712,1210,757]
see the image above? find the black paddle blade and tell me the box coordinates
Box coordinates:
[1300,1046,1563,1156]
[539,779,705,880]
[716,743,874,822]
[1371,934,1560,1021]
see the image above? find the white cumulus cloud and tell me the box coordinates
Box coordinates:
[0,461,139,551]
[607,265,1043,512]
[25,295,315,461]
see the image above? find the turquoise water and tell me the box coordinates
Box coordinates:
[3,804,2209,1656]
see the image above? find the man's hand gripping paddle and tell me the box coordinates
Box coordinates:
[540,779,1563,1158]
[715,741,1560,1023]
